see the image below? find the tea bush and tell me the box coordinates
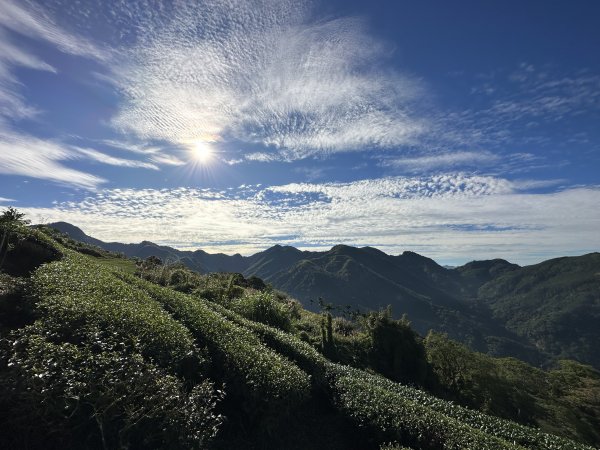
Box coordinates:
[31,253,199,372]
[119,274,311,406]
[230,290,293,331]
[0,330,222,449]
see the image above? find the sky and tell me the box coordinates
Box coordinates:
[0,0,599,265]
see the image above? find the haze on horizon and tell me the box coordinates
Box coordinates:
[0,0,599,266]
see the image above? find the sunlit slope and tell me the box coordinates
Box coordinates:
[47,222,600,369]
[117,271,594,449]
[2,228,595,449]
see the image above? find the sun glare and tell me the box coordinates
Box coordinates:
[192,141,213,163]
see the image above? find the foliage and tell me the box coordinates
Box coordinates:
[35,224,115,259]
[330,363,524,450]
[1,212,61,276]
[425,331,600,445]
[0,207,30,226]
[328,363,594,450]
[230,290,293,331]
[1,246,222,449]
[379,444,412,450]
[0,274,35,337]
[0,330,222,450]
[43,221,600,373]
[363,309,431,387]
[118,273,311,407]
[186,290,593,449]
[321,312,334,354]
[31,253,200,372]
[1,228,598,449]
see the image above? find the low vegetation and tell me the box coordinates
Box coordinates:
[1,209,599,449]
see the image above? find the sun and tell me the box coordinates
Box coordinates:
[191,141,213,163]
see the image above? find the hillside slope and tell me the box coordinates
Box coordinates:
[47,222,600,369]
[1,223,597,449]
[478,253,600,368]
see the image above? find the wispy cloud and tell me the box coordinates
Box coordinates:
[0,0,111,62]
[0,0,177,188]
[110,0,427,160]
[100,139,186,166]
[0,30,53,122]
[149,154,186,167]
[1,0,597,191]
[0,0,113,188]
[245,152,279,163]
[446,64,600,149]
[382,151,499,173]
[0,131,105,189]
[75,147,160,170]
[22,175,600,264]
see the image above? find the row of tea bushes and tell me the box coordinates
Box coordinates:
[31,252,198,371]
[1,250,222,449]
[191,285,595,450]
[122,274,311,408]
[114,266,594,450]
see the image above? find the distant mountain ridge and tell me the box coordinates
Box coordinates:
[48,221,600,369]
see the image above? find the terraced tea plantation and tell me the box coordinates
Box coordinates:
[0,225,597,449]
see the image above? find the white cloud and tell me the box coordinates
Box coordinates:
[0,131,105,189]
[0,0,111,61]
[110,0,427,160]
[0,30,56,73]
[383,151,499,172]
[100,139,186,166]
[0,0,122,189]
[0,1,178,189]
[21,175,600,265]
[245,152,279,163]
[149,154,186,166]
[0,30,54,122]
[74,147,160,170]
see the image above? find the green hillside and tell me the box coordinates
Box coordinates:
[477,253,600,368]
[48,222,600,370]
[2,217,598,448]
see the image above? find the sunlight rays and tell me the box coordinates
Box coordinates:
[191,141,213,164]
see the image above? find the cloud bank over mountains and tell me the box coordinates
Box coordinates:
[23,174,600,264]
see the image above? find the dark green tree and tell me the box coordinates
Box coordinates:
[321,312,335,355]
[0,207,30,225]
[364,308,431,386]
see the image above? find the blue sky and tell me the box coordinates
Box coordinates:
[1,0,599,265]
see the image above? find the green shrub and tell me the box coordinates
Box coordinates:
[364,309,431,387]
[0,330,222,450]
[115,270,592,450]
[379,444,412,450]
[329,363,523,450]
[118,274,311,408]
[0,275,35,335]
[1,219,62,276]
[332,364,595,450]
[231,291,292,331]
[199,296,591,450]
[31,252,199,372]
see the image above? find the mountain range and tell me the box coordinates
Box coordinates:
[48,221,600,369]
